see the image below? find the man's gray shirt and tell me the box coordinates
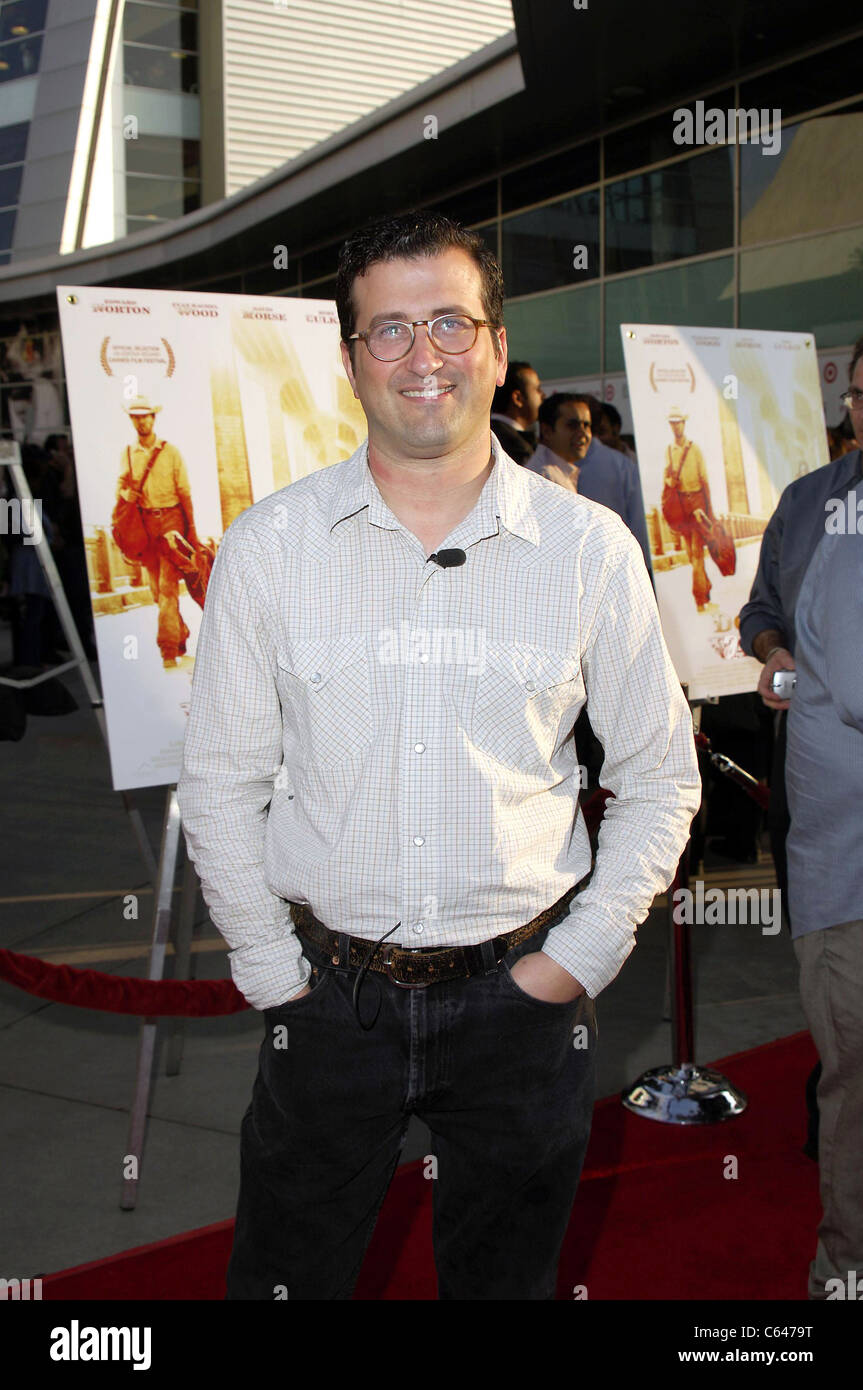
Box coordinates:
[786,518,863,936]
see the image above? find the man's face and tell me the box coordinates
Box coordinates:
[669,418,686,443]
[131,412,156,439]
[340,248,507,460]
[543,401,592,463]
[515,368,544,426]
[850,358,863,450]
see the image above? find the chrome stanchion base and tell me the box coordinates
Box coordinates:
[622,1063,747,1124]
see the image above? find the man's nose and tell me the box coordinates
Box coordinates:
[404,323,445,373]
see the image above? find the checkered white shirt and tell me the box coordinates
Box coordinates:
[177,436,700,1010]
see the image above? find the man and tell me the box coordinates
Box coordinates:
[739,337,863,1166]
[598,402,637,460]
[178,212,700,1301]
[116,395,199,668]
[490,359,543,464]
[528,393,653,576]
[738,339,863,903]
[662,407,715,611]
[524,392,591,490]
[784,519,863,1302]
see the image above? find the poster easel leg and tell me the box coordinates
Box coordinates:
[120,789,183,1211]
[164,851,199,1078]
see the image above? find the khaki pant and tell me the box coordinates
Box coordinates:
[793,920,863,1298]
[141,505,190,661]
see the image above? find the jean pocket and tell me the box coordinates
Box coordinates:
[471,641,583,773]
[499,954,582,1011]
[266,962,332,1015]
[276,635,376,768]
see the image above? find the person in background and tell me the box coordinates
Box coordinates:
[490,359,543,464]
[738,332,863,1164]
[598,402,636,460]
[784,519,863,1300]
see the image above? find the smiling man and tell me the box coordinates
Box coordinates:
[178,211,700,1301]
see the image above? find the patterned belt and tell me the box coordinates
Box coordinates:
[289,886,578,989]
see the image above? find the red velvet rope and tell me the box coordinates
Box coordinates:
[0,948,249,1016]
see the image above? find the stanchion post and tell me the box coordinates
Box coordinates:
[621,694,748,1124]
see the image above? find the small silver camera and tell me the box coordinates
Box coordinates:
[771,670,797,698]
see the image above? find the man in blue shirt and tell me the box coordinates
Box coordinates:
[525,392,653,576]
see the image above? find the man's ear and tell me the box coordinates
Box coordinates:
[340,340,360,400]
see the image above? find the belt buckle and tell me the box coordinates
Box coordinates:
[383,944,430,989]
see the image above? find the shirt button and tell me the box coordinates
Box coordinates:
[525,679,536,691]
[414,742,426,753]
[413,835,425,846]
[412,922,424,935]
[310,672,322,684]
[419,652,430,663]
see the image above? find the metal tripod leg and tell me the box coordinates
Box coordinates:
[120,789,182,1210]
[164,852,199,1077]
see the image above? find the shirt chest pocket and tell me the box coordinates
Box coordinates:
[275,635,376,769]
[470,642,584,773]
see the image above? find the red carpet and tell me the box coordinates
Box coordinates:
[42,1031,819,1300]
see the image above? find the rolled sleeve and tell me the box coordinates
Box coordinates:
[542,536,701,996]
[176,521,309,1010]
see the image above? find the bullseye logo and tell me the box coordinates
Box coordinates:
[823,361,837,384]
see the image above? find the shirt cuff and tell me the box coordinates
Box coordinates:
[229,932,311,1012]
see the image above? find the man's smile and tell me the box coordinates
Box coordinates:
[399,383,456,399]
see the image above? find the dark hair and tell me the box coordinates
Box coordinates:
[492,361,536,413]
[849,333,863,381]
[538,392,593,432]
[336,211,504,355]
[600,402,622,430]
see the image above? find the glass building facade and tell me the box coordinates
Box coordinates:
[1,26,862,434]
[0,0,49,264]
[122,0,201,232]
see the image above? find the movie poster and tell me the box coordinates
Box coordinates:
[56,286,367,790]
[621,325,828,700]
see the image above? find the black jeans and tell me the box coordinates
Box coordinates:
[226,916,597,1300]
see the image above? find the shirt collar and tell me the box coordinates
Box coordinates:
[327,435,540,548]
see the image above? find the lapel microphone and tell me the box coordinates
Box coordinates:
[428,549,467,568]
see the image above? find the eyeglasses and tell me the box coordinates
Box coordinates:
[348,314,499,362]
[838,387,863,412]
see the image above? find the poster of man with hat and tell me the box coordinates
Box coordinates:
[660,405,716,613]
[621,323,827,700]
[115,392,201,668]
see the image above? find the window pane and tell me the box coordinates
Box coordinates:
[502,283,601,379]
[604,256,734,372]
[123,44,198,93]
[0,32,43,81]
[0,164,23,207]
[740,34,863,124]
[0,122,28,165]
[740,226,863,349]
[741,109,863,244]
[126,134,200,179]
[605,148,734,275]
[126,176,200,218]
[605,92,735,179]
[501,143,598,214]
[430,181,497,226]
[123,3,197,50]
[0,208,16,249]
[0,0,48,44]
[502,192,599,297]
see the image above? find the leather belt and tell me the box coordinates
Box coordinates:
[289,886,578,989]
